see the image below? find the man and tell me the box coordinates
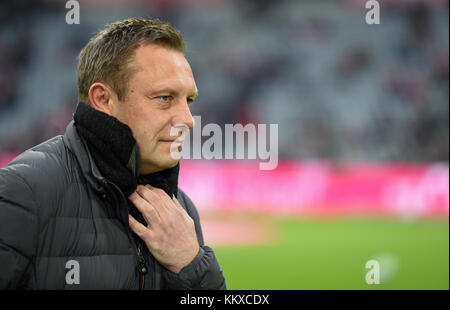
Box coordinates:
[0,18,226,290]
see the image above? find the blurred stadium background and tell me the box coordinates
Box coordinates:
[0,0,448,289]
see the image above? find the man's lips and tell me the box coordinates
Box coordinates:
[159,138,184,143]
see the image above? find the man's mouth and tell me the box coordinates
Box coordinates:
[160,138,184,145]
[160,139,176,143]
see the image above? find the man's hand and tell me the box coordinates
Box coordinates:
[128,185,200,274]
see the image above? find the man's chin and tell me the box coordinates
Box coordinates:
[165,158,180,169]
[140,157,179,174]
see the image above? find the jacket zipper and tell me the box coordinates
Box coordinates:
[102,178,148,290]
[137,242,147,290]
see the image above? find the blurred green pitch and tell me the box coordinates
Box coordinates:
[213,217,449,290]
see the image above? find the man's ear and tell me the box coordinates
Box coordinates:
[88,82,117,116]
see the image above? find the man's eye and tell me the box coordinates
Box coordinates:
[158,96,170,101]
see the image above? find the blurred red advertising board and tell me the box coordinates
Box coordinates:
[1,153,448,218]
[178,160,449,218]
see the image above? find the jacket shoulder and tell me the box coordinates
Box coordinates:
[5,135,70,180]
[1,135,76,208]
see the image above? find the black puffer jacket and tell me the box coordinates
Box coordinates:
[0,121,226,290]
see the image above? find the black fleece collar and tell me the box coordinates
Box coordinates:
[73,102,179,199]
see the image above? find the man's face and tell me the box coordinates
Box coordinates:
[109,44,197,174]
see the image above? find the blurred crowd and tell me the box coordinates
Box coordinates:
[0,2,32,113]
[0,0,448,162]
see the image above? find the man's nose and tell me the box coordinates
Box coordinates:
[173,100,195,130]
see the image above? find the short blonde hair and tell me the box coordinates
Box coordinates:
[77,17,185,104]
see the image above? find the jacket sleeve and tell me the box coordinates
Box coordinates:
[0,168,39,289]
[162,189,226,290]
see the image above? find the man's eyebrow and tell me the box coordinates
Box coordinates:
[145,87,178,96]
[146,87,198,98]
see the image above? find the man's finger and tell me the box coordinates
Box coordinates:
[137,185,174,216]
[143,185,176,213]
[172,196,185,211]
[129,190,161,225]
[172,196,192,221]
[128,214,149,239]
[145,184,170,201]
